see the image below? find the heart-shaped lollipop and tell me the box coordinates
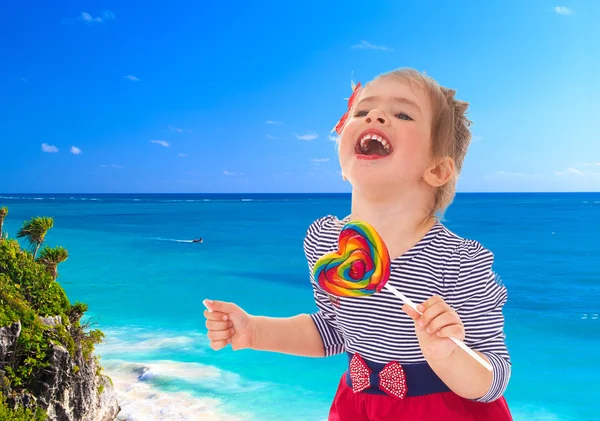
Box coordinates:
[313,219,493,372]
[313,221,391,297]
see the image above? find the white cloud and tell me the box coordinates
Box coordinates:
[80,12,102,23]
[266,120,283,125]
[472,135,483,142]
[79,11,114,23]
[70,146,82,155]
[351,40,393,51]
[150,140,170,147]
[21,77,27,83]
[169,125,191,133]
[125,75,140,82]
[555,167,584,176]
[295,132,318,141]
[554,6,572,15]
[223,171,236,176]
[583,162,600,167]
[311,158,330,163]
[101,164,124,168]
[178,153,188,157]
[328,134,340,142]
[41,143,59,153]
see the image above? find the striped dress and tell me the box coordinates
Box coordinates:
[304,215,511,403]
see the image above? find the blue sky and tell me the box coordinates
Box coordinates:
[1,0,598,193]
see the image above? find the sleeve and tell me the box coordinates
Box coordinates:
[303,216,345,357]
[445,239,511,403]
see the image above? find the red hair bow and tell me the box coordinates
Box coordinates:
[332,81,362,135]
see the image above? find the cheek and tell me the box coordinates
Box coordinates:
[397,126,431,158]
[338,129,356,155]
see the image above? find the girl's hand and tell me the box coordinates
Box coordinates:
[402,295,465,363]
[203,299,254,351]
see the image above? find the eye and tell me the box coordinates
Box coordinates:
[395,113,413,121]
[354,109,369,117]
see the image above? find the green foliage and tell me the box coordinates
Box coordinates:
[82,329,105,361]
[16,216,54,259]
[37,246,69,279]
[0,207,7,239]
[67,302,88,324]
[0,211,106,417]
[0,394,47,421]
[0,239,70,318]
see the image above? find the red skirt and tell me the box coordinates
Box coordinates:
[328,374,513,421]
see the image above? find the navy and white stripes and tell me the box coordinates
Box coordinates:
[305,215,511,403]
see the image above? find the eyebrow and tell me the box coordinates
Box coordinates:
[355,95,422,114]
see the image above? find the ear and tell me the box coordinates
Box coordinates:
[423,156,455,187]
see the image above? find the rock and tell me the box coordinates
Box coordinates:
[0,321,21,368]
[6,391,38,413]
[1,320,120,421]
[34,343,120,421]
[0,369,9,395]
[39,316,62,328]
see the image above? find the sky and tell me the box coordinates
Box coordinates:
[1,0,598,193]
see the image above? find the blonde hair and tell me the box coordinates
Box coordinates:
[355,68,473,218]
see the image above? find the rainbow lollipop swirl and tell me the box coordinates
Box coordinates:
[313,221,391,297]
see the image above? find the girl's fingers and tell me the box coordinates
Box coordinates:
[203,310,230,322]
[436,324,464,341]
[207,328,235,342]
[205,320,232,331]
[209,339,230,351]
[402,303,421,321]
[426,311,461,335]
[418,301,449,329]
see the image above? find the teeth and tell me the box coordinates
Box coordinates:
[359,133,391,152]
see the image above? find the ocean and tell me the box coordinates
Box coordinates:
[1,193,598,421]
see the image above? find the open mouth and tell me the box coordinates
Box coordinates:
[355,130,393,157]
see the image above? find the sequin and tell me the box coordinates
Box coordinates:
[349,354,408,400]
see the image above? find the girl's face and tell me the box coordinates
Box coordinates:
[338,77,436,195]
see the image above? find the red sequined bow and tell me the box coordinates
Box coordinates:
[349,353,408,400]
[332,81,362,135]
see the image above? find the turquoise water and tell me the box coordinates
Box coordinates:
[1,193,599,420]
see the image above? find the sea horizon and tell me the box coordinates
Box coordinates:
[1,191,598,195]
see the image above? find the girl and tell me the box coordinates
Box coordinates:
[204,68,513,420]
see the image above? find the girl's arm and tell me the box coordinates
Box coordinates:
[442,240,511,402]
[250,314,326,357]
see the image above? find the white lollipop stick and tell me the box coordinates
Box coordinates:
[383,283,493,372]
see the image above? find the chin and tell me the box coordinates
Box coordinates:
[347,168,396,191]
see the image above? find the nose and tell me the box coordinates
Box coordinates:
[365,109,387,125]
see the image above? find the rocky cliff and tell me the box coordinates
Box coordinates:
[0,319,120,421]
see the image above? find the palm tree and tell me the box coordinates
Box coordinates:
[37,246,69,279]
[0,206,7,239]
[17,216,54,259]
